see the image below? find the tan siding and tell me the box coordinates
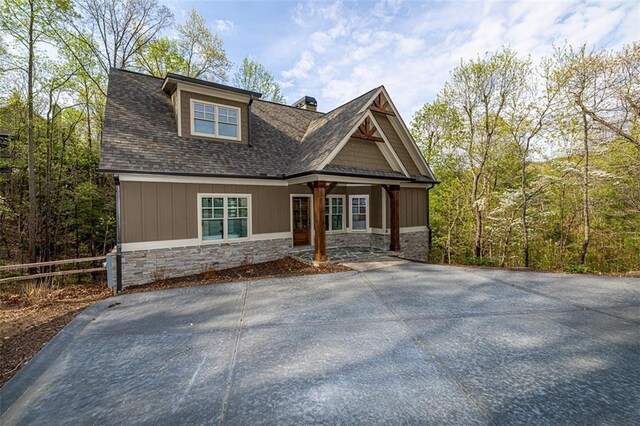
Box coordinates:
[158,185,173,240]
[122,182,143,243]
[120,182,424,243]
[122,182,292,243]
[373,112,422,175]
[181,90,249,144]
[400,188,427,227]
[141,183,158,241]
[370,186,382,228]
[172,184,189,239]
[329,138,393,171]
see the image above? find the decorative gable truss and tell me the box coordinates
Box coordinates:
[369,91,395,116]
[361,87,437,180]
[320,110,409,176]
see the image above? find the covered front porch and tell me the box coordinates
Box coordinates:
[289,179,412,265]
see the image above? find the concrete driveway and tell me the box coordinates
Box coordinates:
[1,262,639,425]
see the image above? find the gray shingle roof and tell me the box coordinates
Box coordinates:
[100,69,433,182]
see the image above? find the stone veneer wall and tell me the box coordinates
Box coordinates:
[328,230,430,262]
[107,230,429,288]
[109,237,292,288]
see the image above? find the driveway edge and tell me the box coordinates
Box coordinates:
[0,298,113,416]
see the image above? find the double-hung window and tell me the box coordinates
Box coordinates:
[324,196,344,232]
[200,195,249,241]
[350,195,369,231]
[191,100,240,140]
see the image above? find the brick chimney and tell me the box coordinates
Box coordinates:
[292,96,318,112]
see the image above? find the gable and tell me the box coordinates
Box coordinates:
[330,138,394,172]
[372,112,422,176]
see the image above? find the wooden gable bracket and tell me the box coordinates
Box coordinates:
[369,92,395,116]
[352,116,384,143]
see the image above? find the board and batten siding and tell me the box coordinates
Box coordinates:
[385,187,427,228]
[121,182,290,243]
[373,112,422,176]
[120,182,419,243]
[329,138,393,171]
[180,90,249,144]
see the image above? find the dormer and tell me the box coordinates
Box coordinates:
[162,73,261,144]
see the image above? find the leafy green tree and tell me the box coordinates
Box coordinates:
[135,37,186,78]
[232,56,286,103]
[1,0,72,262]
[175,9,230,81]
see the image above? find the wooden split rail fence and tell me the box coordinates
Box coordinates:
[0,256,106,284]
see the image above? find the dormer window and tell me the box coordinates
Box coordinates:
[191,99,240,140]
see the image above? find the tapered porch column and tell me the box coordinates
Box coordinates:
[383,184,400,251]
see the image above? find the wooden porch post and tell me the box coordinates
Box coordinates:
[383,185,401,251]
[310,181,328,263]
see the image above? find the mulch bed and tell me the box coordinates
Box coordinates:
[123,257,352,294]
[0,257,351,388]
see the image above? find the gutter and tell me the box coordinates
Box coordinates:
[114,175,122,293]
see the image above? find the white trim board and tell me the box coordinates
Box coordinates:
[177,81,252,104]
[367,112,409,177]
[121,232,292,252]
[400,226,429,233]
[118,174,288,186]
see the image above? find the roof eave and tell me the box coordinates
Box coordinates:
[162,73,262,98]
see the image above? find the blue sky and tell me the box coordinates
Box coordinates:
[162,0,639,119]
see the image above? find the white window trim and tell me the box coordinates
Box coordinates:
[325,195,346,233]
[348,194,370,233]
[190,99,241,141]
[197,193,252,243]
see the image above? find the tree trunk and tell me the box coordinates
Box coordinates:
[521,153,530,268]
[27,0,37,262]
[471,172,482,258]
[579,111,590,265]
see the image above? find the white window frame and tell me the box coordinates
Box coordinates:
[190,99,241,141]
[325,195,346,233]
[197,193,252,243]
[349,194,370,232]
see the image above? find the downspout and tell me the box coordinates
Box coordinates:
[426,184,433,258]
[115,175,122,293]
[248,95,254,147]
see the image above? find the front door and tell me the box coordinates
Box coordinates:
[292,196,311,246]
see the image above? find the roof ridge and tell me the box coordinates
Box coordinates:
[320,86,381,116]
[110,67,165,81]
[300,86,379,142]
[254,98,325,115]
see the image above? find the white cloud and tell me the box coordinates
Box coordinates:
[282,51,316,79]
[278,0,639,118]
[213,20,234,34]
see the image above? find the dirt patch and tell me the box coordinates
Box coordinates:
[0,284,111,387]
[123,257,352,294]
[0,257,351,388]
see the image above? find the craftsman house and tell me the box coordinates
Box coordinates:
[100,69,437,289]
